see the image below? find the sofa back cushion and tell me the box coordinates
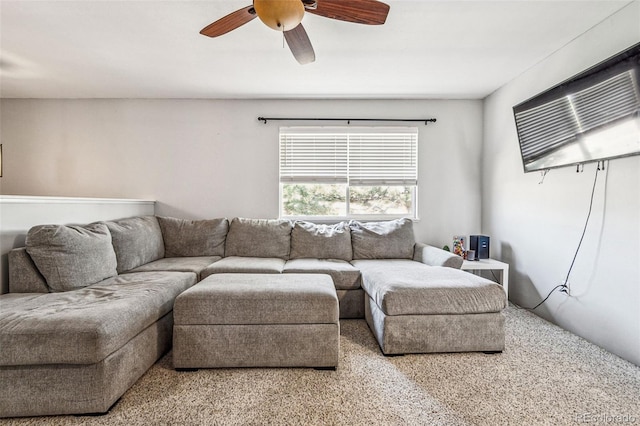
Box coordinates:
[157,216,229,257]
[350,218,415,259]
[8,248,50,293]
[290,221,352,261]
[106,216,165,273]
[25,223,118,292]
[225,218,292,259]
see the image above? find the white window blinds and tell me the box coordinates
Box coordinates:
[279,131,348,183]
[279,127,418,186]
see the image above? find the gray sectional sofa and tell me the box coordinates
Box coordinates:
[0,215,506,418]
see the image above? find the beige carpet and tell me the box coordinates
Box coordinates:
[2,305,639,426]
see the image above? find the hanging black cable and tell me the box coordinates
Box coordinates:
[525,161,604,310]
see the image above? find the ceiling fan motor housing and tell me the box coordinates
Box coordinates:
[253,0,304,31]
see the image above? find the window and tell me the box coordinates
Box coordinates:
[279,127,418,219]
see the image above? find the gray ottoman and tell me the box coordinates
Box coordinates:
[173,273,339,369]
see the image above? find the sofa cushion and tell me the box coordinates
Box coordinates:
[175,273,338,325]
[157,216,228,257]
[8,248,50,293]
[128,256,221,281]
[350,218,415,260]
[25,223,117,292]
[290,221,352,261]
[106,216,165,273]
[225,218,292,259]
[0,271,197,366]
[201,256,286,279]
[283,259,361,290]
[352,259,506,316]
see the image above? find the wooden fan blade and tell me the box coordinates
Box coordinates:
[200,5,257,37]
[307,0,389,25]
[284,23,316,65]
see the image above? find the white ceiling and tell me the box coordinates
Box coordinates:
[0,0,633,99]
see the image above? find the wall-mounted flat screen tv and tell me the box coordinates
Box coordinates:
[513,42,640,173]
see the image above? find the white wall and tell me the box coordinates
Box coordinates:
[483,2,640,366]
[0,98,483,252]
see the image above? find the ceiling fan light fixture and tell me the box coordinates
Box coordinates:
[200,0,390,65]
[253,0,304,31]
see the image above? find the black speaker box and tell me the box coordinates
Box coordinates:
[469,235,490,260]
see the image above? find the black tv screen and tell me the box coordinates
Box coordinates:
[513,42,640,173]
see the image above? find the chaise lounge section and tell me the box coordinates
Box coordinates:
[0,219,198,417]
[357,260,506,354]
[349,219,506,354]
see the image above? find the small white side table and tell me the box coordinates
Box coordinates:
[461,258,509,301]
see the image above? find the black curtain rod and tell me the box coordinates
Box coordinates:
[257,117,436,125]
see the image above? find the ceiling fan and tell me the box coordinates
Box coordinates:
[199,0,391,65]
